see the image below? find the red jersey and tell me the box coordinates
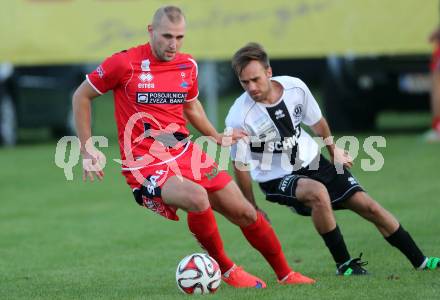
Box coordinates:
[87,43,199,167]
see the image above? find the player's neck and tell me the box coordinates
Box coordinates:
[149,43,175,62]
[260,81,283,105]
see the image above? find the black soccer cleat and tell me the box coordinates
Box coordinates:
[336,253,369,276]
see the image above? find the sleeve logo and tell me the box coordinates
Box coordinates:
[96,65,104,78]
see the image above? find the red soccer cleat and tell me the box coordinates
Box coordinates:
[278,271,316,285]
[222,265,267,288]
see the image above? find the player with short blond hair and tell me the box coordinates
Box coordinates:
[73,6,315,288]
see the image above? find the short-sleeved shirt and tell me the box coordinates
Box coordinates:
[225,76,322,182]
[87,43,199,167]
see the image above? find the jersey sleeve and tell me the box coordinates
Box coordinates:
[86,52,127,94]
[298,79,322,126]
[185,57,199,102]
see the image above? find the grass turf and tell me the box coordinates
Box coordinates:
[1,95,439,299]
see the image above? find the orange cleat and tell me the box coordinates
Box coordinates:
[278,271,316,285]
[222,265,267,288]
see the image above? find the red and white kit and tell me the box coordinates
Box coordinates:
[87,43,231,220]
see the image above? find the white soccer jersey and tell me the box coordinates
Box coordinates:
[226,76,323,182]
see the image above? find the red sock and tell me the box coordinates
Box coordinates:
[187,207,234,273]
[241,212,292,279]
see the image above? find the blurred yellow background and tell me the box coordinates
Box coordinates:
[1,0,436,64]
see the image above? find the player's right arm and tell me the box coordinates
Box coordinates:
[226,100,270,221]
[73,52,127,182]
[226,100,255,204]
[72,80,105,182]
[232,162,256,207]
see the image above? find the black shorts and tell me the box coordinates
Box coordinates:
[259,155,364,216]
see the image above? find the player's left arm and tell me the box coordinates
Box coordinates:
[310,117,353,168]
[297,77,353,168]
[183,99,246,145]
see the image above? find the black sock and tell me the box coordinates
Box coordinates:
[385,224,425,268]
[321,225,350,265]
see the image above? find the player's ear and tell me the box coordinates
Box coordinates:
[267,67,273,78]
[147,24,153,36]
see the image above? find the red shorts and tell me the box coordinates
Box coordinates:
[123,142,232,221]
[431,44,440,72]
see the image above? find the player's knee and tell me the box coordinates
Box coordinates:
[300,181,330,209]
[241,206,258,225]
[310,195,332,212]
[231,204,257,227]
[186,187,209,211]
[364,201,383,219]
[310,189,332,213]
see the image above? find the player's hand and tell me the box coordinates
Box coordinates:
[81,147,106,182]
[332,146,353,169]
[215,128,248,146]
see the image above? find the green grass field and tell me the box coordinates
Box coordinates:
[1,95,439,299]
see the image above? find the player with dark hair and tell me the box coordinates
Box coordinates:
[73,7,315,288]
[226,42,440,275]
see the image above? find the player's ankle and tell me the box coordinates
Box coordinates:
[417,257,428,270]
[223,264,237,278]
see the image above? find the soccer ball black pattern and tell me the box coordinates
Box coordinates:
[175,253,221,294]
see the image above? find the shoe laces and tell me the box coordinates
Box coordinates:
[349,253,368,268]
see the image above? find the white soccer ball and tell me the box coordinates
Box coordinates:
[176,253,221,295]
